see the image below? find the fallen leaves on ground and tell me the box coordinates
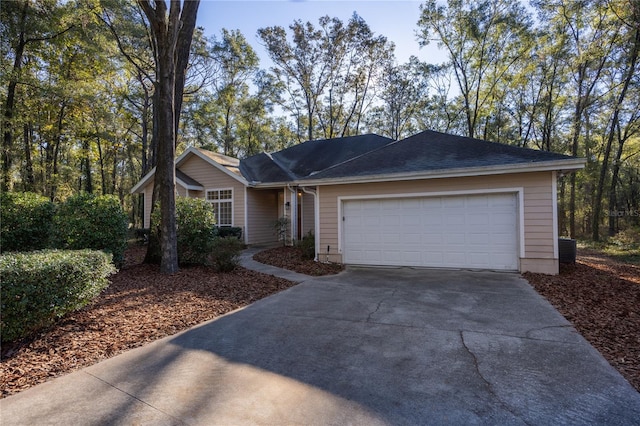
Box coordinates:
[0,246,296,398]
[524,250,640,393]
[3,246,638,398]
[253,246,344,276]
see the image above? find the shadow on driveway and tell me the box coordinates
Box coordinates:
[2,268,640,425]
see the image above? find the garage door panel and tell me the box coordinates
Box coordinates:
[468,214,490,226]
[381,215,400,226]
[448,232,466,244]
[467,196,489,207]
[424,233,444,244]
[468,232,490,245]
[343,193,519,271]
[443,197,465,208]
[403,215,421,226]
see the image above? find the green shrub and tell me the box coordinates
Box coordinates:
[0,192,54,253]
[216,226,243,240]
[211,236,244,272]
[297,231,316,260]
[51,194,128,267]
[0,249,115,343]
[150,197,217,265]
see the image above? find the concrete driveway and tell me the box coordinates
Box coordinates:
[1,267,639,425]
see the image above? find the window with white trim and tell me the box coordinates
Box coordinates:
[206,189,233,226]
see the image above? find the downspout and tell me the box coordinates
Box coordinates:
[301,186,319,262]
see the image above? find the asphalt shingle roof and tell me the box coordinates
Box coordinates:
[302,130,578,181]
[176,169,202,187]
[240,134,394,183]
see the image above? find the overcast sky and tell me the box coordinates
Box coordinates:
[196,0,449,68]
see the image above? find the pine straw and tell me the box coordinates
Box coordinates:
[1,246,296,398]
[253,246,345,276]
[3,247,638,397]
[524,251,640,393]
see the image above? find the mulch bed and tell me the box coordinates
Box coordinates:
[524,250,640,393]
[2,246,638,397]
[0,245,296,398]
[253,246,345,276]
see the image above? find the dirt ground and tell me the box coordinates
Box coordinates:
[252,246,345,276]
[0,246,296,398]
[1,245,638,397]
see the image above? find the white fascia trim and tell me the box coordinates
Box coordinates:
[176,178,203,191]
[131,147,248,193]
[337,187,526,260]
[131,167,204,193]
[130,167,156,193]
[177,146,248,186]
[300,159,586,186]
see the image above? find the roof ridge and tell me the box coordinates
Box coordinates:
[266,152,298,181]
[304,137,399,178]
[195,147,240,166]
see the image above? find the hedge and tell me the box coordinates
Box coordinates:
[0,192,54,253]
[0,250,115,343]
[51,194,128,267]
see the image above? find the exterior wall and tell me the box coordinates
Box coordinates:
[246,189,279,244]
[317,171,558,274]
[178,155,246,228]
[301,192,315,236]
[139,155,246,230]
[142,182,153,228]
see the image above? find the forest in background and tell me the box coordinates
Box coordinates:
[1,0,639,240]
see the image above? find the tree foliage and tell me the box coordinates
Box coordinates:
[1,0,638,243]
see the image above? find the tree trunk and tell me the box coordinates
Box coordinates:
[593,19,639,240]
[608,132,625,236]
[154,32,179,273]
[83,139,93,193]
[138,0,200,273]
[23,122,35,191]
[2,1,29,191]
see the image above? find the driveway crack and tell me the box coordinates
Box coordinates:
[366,288,398,322]
[459,331,531,425]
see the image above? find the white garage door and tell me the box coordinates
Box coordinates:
[342,193,519,270]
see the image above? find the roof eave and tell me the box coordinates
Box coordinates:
[177,146,248,185]
[130,166,156,193]
[297,158,586,186]
[130,148,248,194]
[247,180,293,189]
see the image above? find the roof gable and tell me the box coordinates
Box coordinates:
[130,147,247,194]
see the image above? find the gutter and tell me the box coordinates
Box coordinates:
[244,158,586,189]
[296,158,587,186]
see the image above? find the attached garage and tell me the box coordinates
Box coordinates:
[341,192,520,271]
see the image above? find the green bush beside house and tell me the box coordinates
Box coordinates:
[0,250,115,343]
